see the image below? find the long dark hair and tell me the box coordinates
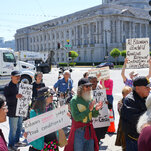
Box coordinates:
[32,99,46,114]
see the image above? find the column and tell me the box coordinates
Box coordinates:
[129,21,131,38]
[82,24,85,45]
[116,20,120,43]
[121,21,123,42]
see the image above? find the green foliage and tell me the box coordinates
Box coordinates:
[110,48,121,58]
[121,50,126,58]
[70,51,79,60]
[150,51,151,56]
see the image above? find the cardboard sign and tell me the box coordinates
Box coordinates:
[92,89,110,128]
[126,38,150,69]
[16,83,33,117]
[88,66,110,81]
[23,105,70,143]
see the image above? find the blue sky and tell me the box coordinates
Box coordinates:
[0,0,102,41]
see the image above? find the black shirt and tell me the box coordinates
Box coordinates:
[4,81,19,117]
[121,91,147,139]
[32,82,45,100]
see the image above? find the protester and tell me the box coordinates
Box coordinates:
[115,86,132,151]
[89,76,108,145]
[121,58,151,87]
[32,72,45,106]
[64,78,103,151]
[54,70,73,93]
[0,95,8,151]
[121,76,150,151]
[100,78,113,111]
[83,72,89,79]
[4,70,24,150]
[28,87,59,151]
[137,94,151,151]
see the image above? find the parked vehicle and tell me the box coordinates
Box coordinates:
[0,48,36,93]
[96,62,114,69]
[15,51,51,73]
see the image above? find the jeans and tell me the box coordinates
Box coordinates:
[107,95,115,118]
[74,128,94,151]
[125,135,138,151]
[8,117,23,147]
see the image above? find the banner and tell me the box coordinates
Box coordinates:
[23,105,70,143]
[126,38,150,69]
[16,83,33,117]
[88,66,110,81]
[92,89,110,128]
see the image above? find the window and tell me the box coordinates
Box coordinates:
[3,53,16,63]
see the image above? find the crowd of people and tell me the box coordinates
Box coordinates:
[0,58,151,151]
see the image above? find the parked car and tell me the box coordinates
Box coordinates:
[96,62,114,69]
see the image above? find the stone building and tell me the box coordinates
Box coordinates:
[15,0,151,63]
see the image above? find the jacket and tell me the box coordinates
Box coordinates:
[4,81,19,117]
[121,91,147,139]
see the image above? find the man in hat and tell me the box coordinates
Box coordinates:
[121,76,151,151]
[4,70,23,150]
[64,78,103,151]
[121,58,151,87]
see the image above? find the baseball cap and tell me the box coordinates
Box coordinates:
[37,87,55,101]
[11,70,21,76]
[78,78,92,87]
[133,76,151,87]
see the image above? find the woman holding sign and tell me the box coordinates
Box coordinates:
[28,87,59,151]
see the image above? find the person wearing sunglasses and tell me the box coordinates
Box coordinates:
[64,78,103,151]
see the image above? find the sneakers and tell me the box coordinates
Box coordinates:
[15,142,27,147]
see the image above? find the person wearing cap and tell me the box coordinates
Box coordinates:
[121,76,151,151]
[28,87,58,151]
[64,78,103,151]
[54,70,73,94]
[0,95,8,151]
[4,70,24,150]
[121,58,151,87]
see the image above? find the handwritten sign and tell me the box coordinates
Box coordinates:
[23,105,71,143]
[16,83,33,117]
[126,38,150,69]
[92,89,110,128]
[88,66,110,81]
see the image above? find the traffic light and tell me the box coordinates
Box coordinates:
[149,0,151,24]
[68,51,71,57]
[57,43,60,49]
[67,40,70,45]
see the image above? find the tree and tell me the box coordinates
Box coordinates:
[69,51,79,65]
[121,50,126,58]
[110,48,121,65]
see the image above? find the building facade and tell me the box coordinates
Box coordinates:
[15,0,151,63]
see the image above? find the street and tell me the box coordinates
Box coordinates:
[0,67,150,151]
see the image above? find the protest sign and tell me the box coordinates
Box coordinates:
[88,66,110,81]
[16,83,33,117]
[23,105,71,143]
[92,89,110,128]
[126,38,150,69]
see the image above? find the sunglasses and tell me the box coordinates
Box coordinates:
[84,85,92,88]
